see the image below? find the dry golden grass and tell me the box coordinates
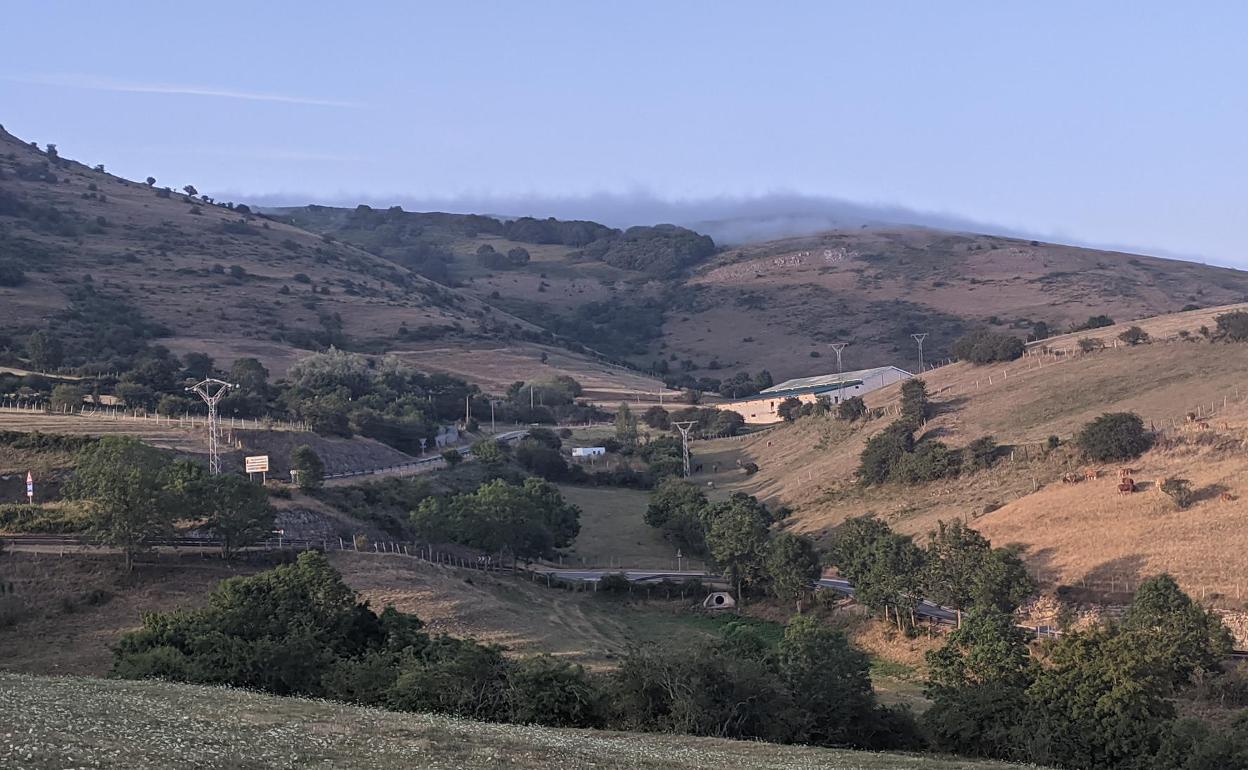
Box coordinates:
[699,308,1248,604]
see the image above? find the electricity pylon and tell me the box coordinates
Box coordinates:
[911,333,928,373]
[672,421,696,478]
[187,378,235,474]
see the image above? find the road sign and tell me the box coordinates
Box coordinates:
[26,471,33,502]
[245,455,270,473]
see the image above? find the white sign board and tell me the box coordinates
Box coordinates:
[571,447,606,458]
[245,455,270,473]
[26,471,34,502]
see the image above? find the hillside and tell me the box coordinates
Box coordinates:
[0,128,668,397]
[282,205,1248,384]
[0,673,1032,769]
[698,303,1248,603]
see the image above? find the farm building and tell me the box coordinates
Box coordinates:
[713,365,912,424]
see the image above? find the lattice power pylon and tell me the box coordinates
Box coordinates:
[186,378,235,474]
[911,333,928,373]
[672,420,697,478]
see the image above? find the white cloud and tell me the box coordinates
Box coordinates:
[6,73,357,107]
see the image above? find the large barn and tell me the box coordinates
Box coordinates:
[713,365,912,425]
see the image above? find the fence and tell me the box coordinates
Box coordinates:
[0,403,310,433]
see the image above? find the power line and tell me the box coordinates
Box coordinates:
[186,378,235,475]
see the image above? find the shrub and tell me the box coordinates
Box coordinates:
[857,422,915,485]
[964,436,998,471]
[899,378,930,425]
[441,448,463,466]
[1075,412,1154,462]
[1118,325,1150,345]
[837,396,867,421]
[1161,478,1194,509]
[891,441,961,484]
[1215,310,1248,341]
[1078,337,1105,353]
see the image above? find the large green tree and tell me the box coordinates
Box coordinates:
[65,436,179,570]
[706,496,772,604]
[765,532,822,613]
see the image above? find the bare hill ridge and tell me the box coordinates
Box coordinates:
[698,302,1248,603]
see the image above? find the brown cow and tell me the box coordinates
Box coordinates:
[1198,421,1211,431]
[1119,468,1135,479]
[1118,478,1136,495]
[1222,492,1236,502]
[1062,472,1080,484]
[1085,468,1101,481]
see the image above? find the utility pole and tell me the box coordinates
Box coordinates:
[465,395,470,426]
[830,342,848,403]
[673,421,696,478]
[186,378,234,475]
[911,333,928,373]
[490,400,497,433]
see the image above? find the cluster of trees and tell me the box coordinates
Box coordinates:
[644,482,817,608]
[111,552,918,749]
[857,380,998,485]
[63,436,275,568]
[573,224,717,277]
[410,477,580,559]
[715,370,774,399]
[953,329,1025,364]
[828,517,1032,629]
[475,243,530,269]
[639,404,745,438]
[922,574,1241,769]
[1070,314,1115,332]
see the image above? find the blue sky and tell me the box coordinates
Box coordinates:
[2,2,1246,266]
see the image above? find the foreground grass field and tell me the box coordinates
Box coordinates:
[0,674,1038,769]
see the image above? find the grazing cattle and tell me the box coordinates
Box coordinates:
[1198,421,1211,431]
[1085,468,1101,481]
[1119,468,1135,479]
[1118,478,1136,495]
[1222,492,1236,502]
[1062,472,1080,484]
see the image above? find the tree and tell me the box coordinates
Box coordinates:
[145,176,156,186]
[198,474,277,559]
[899,378,930,425]
[837,396,867,421]
[1076,412,1154,461]
[182,352,216,380]
[1118,325,1151,345]
[777,397,803,421]
[614,403,639,448]
[49,383,83,412]
[182,184,198,197]
[706,497,772,603]
[778,615,876,745]
[642,405,670,430]
[1120,574,1232,693]
[26,330,63,370]
[923,520,993,626]
[470,438,509,465]
[644,478,710,555]
[65,436,178,570]
[766,532,822,612]
[927,608,1033,691]
[291,445,325,490]
[828,515,925,628]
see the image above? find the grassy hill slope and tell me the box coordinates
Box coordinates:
[282,205,1248,384]
[0,129,670,397]
[0,673,1033,769]
[698,303,1248,603]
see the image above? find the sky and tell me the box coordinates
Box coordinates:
[2,2,1246,266]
